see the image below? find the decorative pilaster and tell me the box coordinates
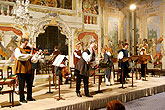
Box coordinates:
[162,1,165,70]
[69,28,75,68]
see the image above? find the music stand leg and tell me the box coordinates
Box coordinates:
[57,76,65,101]
[129,71,137,87]
[55,73,57,89]
[119,70,127,89]
[96,75,103,93]
[46,73,53,94]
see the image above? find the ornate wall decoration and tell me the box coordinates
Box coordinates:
[31,0,72,9]
[77,31,98,51]
[0,26,23,36]
[107,17,118,57]
[82,0,99,14]
[33,15,72,40]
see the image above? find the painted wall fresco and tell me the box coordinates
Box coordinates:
[31,0,72,9]
[107,17,118,57]
[1,0,72,9]
[0,31,19,60]
[82,0,98,14]
[78,32,98,52]
[147,16,160,42]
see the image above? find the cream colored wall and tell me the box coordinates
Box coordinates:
[162,0,165,70]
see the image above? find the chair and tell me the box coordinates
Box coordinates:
[0,69,3,88]
[7,66,12,78]
[0,69,3,80]
[70,67,75,88]
[0,79,15,107]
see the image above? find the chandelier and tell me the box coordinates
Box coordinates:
[13,0,32,26]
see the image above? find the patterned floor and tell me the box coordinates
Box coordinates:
[98,92,165,110]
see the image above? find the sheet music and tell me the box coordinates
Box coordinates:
[52,55,66,66]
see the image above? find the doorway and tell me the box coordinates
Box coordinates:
[36,26,68,55]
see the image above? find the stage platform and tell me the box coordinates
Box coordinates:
[1,75,165,110]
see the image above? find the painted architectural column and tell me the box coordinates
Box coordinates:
[140,16,147,40]
[100,0,104,48]
[126,12,130,44]
[118,12,125,42]
[69,28,75,68]
[162,0,165,70]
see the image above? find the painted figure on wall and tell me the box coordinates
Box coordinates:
[108,17,118,58]
[82,0,98,14]
[147,16,160,43]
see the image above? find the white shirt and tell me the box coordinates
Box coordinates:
[15,46,39,63]
[73,49,81,59]
[82,49,93,63]
[118,48,130,60]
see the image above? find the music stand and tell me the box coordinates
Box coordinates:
[52,55,66,101]
[56,73,65,101]
[118,57,129,89]
[128,55,139,88]
[138,55,152,81]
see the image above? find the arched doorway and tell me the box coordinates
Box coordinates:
[36,26,68,55]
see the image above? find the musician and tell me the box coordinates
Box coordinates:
[75,41,96,97]
[118,43,130,84]
[14,38,37,103]
[31,49,44,87]
[104,45,112,86]
[73,42,82,66]
[53,55,68,85]
[140,44,148,77]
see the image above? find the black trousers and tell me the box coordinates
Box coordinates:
[17,73,33,100]
[141,64,147,77]
[120,64,128,83]
[31,69,35,86]
[76,73,89,95]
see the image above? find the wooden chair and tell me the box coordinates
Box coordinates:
[0,79,15,107]
[0,69,3,80]
[7,66,12,78]
[70,67,75,88]
[0,69,3,88]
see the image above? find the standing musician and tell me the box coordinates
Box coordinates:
[73,42,82,66]
[118,43,130,84]
[14,38,38,103]
[24,45,44,87]
[75,41,96,97]
[140,44,148,77]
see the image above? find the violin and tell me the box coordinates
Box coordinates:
[24,46,38,54]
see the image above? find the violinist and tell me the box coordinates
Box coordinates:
[14,38,39,103]
[73,42,82,67]
[24,45,44,87]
